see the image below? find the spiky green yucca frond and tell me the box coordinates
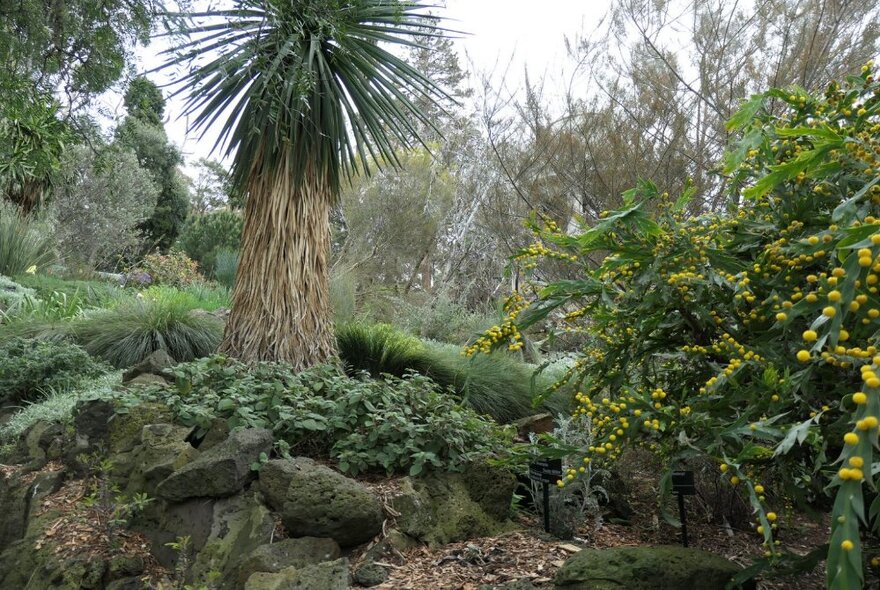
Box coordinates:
[163,0,451,195]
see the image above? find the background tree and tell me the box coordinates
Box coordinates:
[116,77,189,251]
[0,0,162,115]
[0,91,70,213]
[187,158,236,215]
[166,0,449,369]
[51,145,158,271]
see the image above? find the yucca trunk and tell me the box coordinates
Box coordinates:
[219,157,336,369]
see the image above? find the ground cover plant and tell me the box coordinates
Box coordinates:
[0,274,36,314]
[117,354,512,476]
[469,66,880,588]
[0,372,120,443]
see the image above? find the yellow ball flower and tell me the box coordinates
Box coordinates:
[828,290,842,302]
[823,306,837,318]
[853,392,868,404]
[766,512,777,522]
[796,350,811,362]
[842,540,855,551]
[803,330,818,342]
[844,432,859,445]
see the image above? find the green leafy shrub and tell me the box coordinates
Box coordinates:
[127,251,202,288]
[212,248,238,289]
[399,293,498,345]
[175,210,242,277]
[117,355,512,476]
[0,337,107,404]
[73,296,224,368]
[0,200,55,276]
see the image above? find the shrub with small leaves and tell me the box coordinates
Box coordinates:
[126,251,202,288]
[0,337,107,404]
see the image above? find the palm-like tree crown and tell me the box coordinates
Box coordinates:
[166,0,449,194]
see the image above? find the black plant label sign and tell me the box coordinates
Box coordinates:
[671,470,696,495]
[529,458,563,484]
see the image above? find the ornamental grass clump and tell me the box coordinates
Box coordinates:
[72,295,223,368]
[0,200,55,276]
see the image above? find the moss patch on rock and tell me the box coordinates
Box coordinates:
[553,545,755,590]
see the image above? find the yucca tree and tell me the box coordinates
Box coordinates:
[164,0,448,369]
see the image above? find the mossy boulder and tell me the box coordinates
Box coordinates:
[552,545,755,590]
[353,562,387,587]
[267,458,384,548]
[156,428,273,502]
[113,423,196,495]
[0,507,68,589]
[243,558,350,590]
[392,465,517,546]
[235,537,341,589]
[191,492,276,586]
[122,349,177,384]
[108,403,175,454]
[0,467,65,551]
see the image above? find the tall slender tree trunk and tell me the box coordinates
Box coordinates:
[219,159,336,370]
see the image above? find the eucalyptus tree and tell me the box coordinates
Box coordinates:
[165,0,448,369]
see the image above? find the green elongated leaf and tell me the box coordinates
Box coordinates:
[832,176,880,224]
[775,126,843,141]
[726,92,767,131]
[160,0,453,195]
[744,145,833,199]
[773,417,816,457]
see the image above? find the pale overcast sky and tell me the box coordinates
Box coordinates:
[131,1,610,168]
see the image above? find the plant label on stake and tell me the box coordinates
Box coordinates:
[529,459,563,533]
[671,470,695,547]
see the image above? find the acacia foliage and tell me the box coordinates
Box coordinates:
[475,65,880,588]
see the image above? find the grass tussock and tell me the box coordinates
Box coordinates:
[335,322,571,423]
[0,201,55,276]
[73,298,224,368]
